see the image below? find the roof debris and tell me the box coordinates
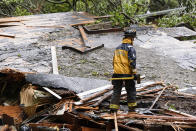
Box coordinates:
[0,10,195,131]
[0,68,196,131]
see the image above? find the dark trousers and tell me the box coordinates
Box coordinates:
[110,79,136,108]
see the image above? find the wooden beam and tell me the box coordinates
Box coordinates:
[92,91,113,107]
[149,85,167,110]
[77,85,113,99]
[51,46,59,75]
[78,25,89,47]
[102,113,196,122]
[75,86,113,105]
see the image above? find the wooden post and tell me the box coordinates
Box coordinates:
[114,112,118,131]
[51,46,59,75]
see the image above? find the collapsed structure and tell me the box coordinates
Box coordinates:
[0,10,196,131]
[0,68,196,131]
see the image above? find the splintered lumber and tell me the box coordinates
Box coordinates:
[136,81,164,92]
[74,86,113,105]
[163,109,196,118]
[51,46,59,75]
[20,84,37,107]
[77,85,113,99]
[102,113,196,122]
[174,91,196,99]
[121,83,167,99]
[92,91,113,107]
[74,106,99,110]
[123,119,196,129]
[22,101,63,124]
[43,87,62,100]
[78,25,88,47]
[149,85,167,110]
[137,86,171,96]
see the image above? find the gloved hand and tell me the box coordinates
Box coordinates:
[134,74,141,84]
[134,74,137,80]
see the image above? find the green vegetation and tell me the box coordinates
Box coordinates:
[0,0,195,28]
[168,104,176,110]
[157,13,196,28]
[91,71,99,76]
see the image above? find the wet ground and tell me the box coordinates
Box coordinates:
[55,28,196,89]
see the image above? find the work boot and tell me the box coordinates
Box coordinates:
[110,108,117,114]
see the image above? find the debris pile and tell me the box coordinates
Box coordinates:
[0,68,196,131]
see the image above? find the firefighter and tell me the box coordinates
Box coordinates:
[110,29,137,113]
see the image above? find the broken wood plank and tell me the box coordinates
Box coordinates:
[137,86,171,96]
[43,87,62,100]
[102,113,196,122]
[164,108,196,118]
[51,46,59,75]
[75,86,113,105]
[26,25,65,28]
[0,19,22,24]
[137,81,164,92]
[174,91,196,99]
[92,91,113,107]
[77,85,113,99]
[0,34,15,38]
[70,20,95,26]
[149,85,167,110]
[74,106,99,110]
[123,119,196,129]
[78,25,88,47]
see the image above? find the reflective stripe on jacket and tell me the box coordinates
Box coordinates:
[113,38,136,76]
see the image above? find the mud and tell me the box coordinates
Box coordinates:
[55,31,196,89]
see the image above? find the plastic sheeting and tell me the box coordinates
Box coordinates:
[25,73,110,93]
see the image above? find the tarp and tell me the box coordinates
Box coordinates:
[25,73,110,93]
